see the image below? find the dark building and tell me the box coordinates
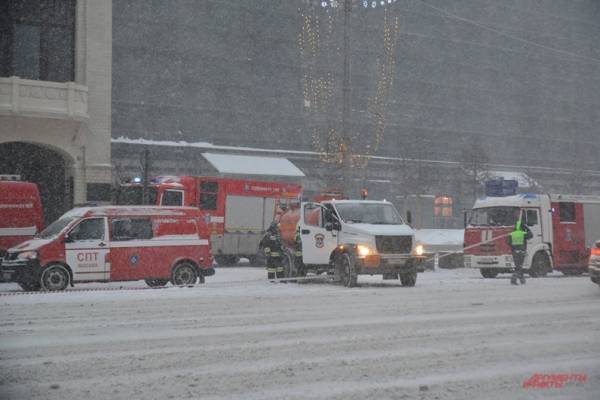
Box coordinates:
[111,0,600,227]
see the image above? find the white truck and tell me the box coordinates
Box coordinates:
[279,200,426,287]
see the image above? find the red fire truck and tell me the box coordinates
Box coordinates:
[117,176,302,265]
[1,206,213,291]
[464,193,600,278]
[0,176,44,262]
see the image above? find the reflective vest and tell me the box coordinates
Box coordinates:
[510,221,526,246]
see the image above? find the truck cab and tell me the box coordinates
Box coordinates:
[294,200,425,287]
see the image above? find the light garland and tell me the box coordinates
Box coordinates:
[298,1,400,168]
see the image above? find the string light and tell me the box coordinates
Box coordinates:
[299,1,400,168]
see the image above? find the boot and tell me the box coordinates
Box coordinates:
[519,276,526,285]
[511,275,518,285]
[267,272,275,281]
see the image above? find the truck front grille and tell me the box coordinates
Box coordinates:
[375,236,412,254]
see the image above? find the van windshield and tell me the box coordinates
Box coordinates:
[334,202,404,225]
[36,217,76,239]
[469,207,520,227]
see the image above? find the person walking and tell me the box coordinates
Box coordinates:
[507,216,533,285]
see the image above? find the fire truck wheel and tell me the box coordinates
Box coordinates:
[145,279,169,288]
[336,252,358,288]
[480,268,499,279]
[399,271,417,287]
[18,281,41,292]
[529,252,550,277]
[171,262,198,286]
[282,252,296,280]
[40,264,70,291]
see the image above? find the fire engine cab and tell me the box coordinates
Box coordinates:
[464,193,600,278]
[0,176,44,261]
[117,176,302,265]
[1,206,213,291]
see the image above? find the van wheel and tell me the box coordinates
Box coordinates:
[282,252,296,280]
[480,268,499,279]
[18,282,41,292]
[399,271,417,287]
[562,269,585,276]
[145,279,169,288]
[336,253,357,288]
[40,264,70,291]
[171,262,198,286]
[529,252,551,277]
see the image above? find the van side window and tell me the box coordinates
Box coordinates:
[111,218,153,241]
[559,203,576,222]
[199,181,218,210]
[69,218,105,241]
[162,190,183,206]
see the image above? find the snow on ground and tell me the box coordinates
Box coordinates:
[1,267,599,400]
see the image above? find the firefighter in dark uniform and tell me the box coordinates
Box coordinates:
[262,222,284,280]
[507,216,533,285]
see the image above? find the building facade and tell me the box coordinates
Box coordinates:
[0,0,112,223]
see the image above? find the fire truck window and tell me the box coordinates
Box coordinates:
[559,203,576,222]
[162,190,183,206]
[525,210,538,226]
[111,218,153,241]
[199,181,218,210]
[69,218,105,241]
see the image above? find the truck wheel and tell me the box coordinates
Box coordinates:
[249,248,266,267]
[480,268,499,279]
[399,271,417,287]
[18,281,41,292]
[40,264,70,291]
[336,253,358,288]
[529,252,551,277]
[171,262,198,286]
[145,279,169,288]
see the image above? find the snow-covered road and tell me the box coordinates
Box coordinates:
[1,268,599,400]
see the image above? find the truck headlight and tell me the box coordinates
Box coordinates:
[356,244,373,257]
[414,244,424,256]
[17,251,38,260]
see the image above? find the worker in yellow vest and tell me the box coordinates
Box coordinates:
[507,217,533,285]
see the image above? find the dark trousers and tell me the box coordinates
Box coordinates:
[512,249,526,281]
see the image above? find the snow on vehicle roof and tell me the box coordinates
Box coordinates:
[61,206,197,219]
[202,153,305,177]
[473,193,542,209]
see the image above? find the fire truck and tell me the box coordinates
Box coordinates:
[117,176,302,265]
[464,193,600,278]
[0,176,44,262]
[275,199,426,287]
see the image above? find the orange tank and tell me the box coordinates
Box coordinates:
[277,206,321,245]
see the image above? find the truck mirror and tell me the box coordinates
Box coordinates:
[406,210,412,225]
[325,222,334,232]
[63,234,73,244]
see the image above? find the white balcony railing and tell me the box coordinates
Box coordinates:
[0,76,88,121]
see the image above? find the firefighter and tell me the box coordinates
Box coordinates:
[262,222,284,281]
[507,215,533,285]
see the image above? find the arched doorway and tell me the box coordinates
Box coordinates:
[0,142,74,225]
